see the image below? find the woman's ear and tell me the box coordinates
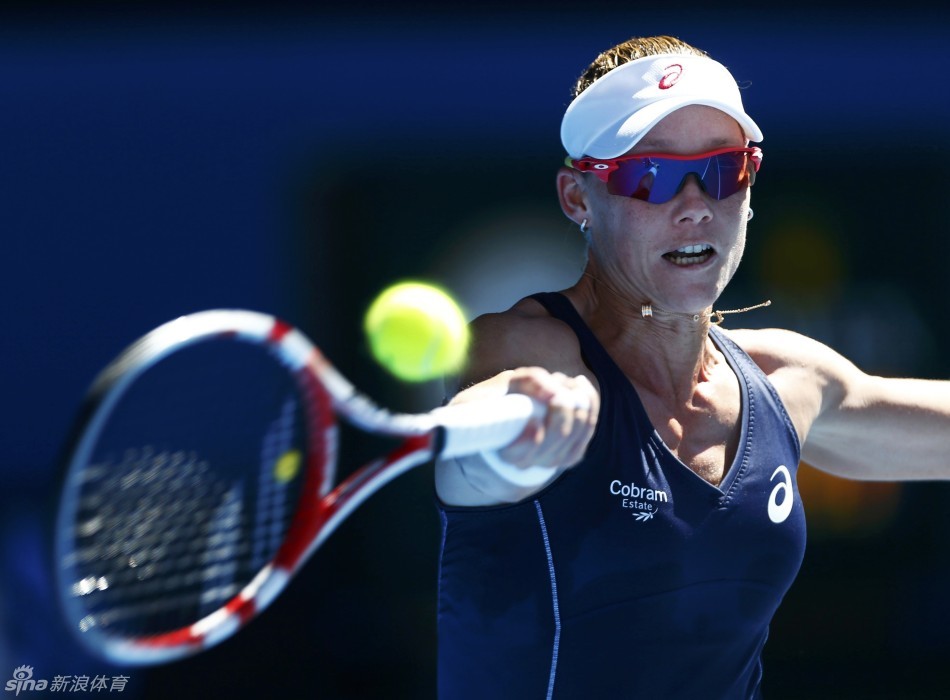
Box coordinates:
[556,167,590,228]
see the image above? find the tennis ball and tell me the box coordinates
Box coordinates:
[364,281,470,382]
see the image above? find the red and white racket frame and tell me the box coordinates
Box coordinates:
[56,309,533,665]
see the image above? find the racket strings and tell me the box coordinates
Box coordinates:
[253,397,298,570]
[67,440,302,637]
[57,331,333,653]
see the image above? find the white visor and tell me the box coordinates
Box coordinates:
[561,53,763,159]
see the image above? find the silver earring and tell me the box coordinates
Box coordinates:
[579,218,589,233]
[747,208,754,221]
[641,304,653,318]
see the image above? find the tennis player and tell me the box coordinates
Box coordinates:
[434,35,950,699]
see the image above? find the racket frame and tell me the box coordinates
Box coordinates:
[55,309,532,665]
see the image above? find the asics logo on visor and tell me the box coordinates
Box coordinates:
[658,63,683,89]
[566,146,762,205]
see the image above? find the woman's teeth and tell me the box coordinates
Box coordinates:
[664,244,713,266]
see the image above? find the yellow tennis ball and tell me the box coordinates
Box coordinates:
[364,281,470,382]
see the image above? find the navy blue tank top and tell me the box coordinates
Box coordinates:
[437,292,807,699]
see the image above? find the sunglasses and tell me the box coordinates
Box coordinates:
[566,146,762,204]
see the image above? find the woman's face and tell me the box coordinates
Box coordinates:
[584,105,753,315]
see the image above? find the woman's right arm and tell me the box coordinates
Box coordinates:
[434,301,600,507]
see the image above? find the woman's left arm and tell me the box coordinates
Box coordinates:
[732,327,950,481]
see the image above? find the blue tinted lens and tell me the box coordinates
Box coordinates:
[607,152,753,203]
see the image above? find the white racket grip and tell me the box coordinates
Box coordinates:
[433,393,537,459]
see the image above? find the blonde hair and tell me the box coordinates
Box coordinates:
[571,35,707,98]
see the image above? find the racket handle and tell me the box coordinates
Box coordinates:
[433,394,537,458]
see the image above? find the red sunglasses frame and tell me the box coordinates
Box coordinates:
[565,146,763,185]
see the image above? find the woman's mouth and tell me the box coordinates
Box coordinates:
[663,244,714,266]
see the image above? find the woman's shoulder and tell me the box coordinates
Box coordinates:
[462,294,591,386]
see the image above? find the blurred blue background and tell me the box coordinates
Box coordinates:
[2,3,949,698]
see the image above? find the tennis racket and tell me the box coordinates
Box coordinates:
[54,309,533,666]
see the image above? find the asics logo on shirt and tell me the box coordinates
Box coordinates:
[768,465,794,524]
